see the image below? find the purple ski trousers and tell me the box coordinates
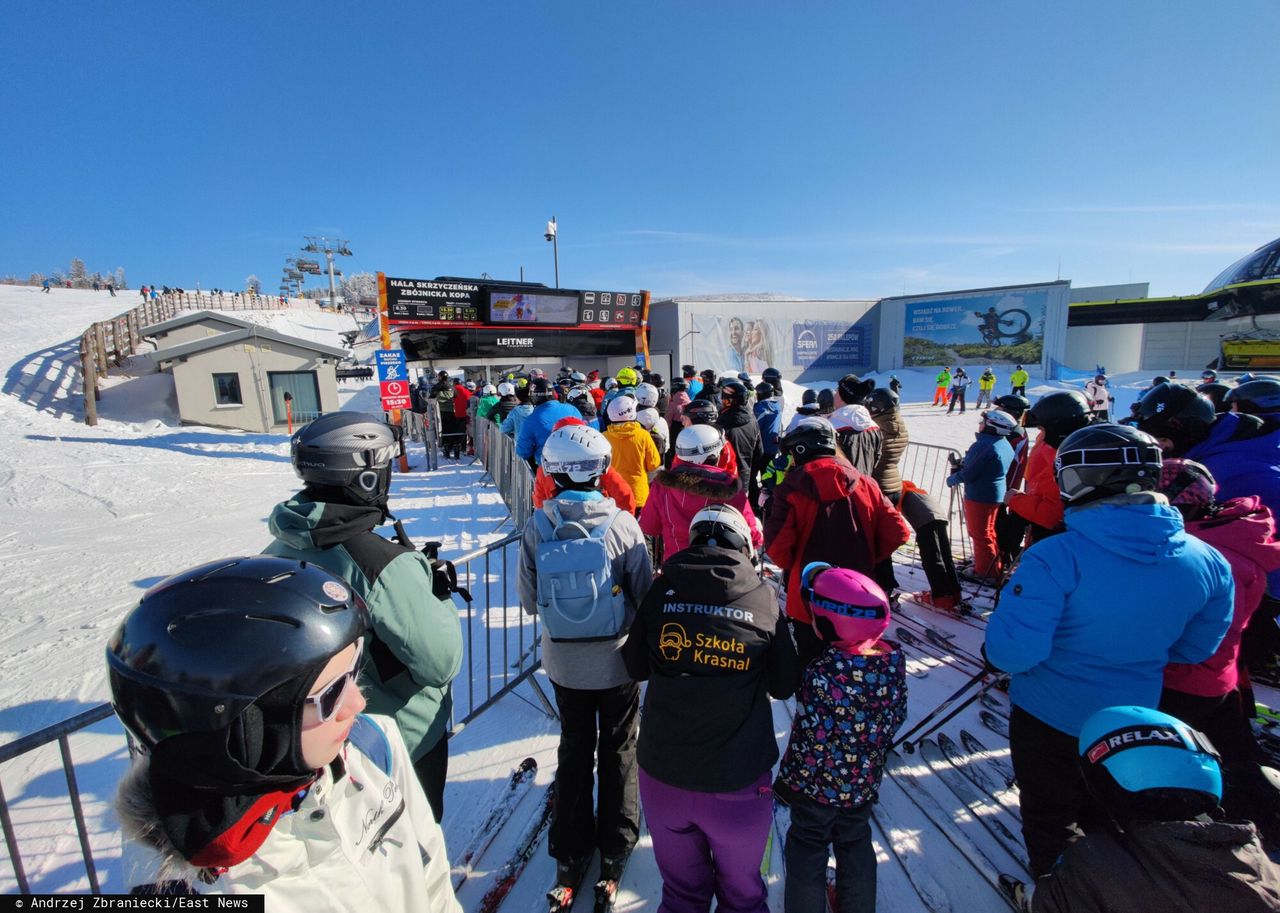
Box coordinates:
[639,767,772,913]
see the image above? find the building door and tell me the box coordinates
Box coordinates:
[268,371,321,424]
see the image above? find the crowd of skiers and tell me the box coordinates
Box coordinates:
[100,361,1280,912]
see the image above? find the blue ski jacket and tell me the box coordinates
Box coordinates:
[515,401,579,464]
[500,403,534,438]
[947,432,1013,504]
[1186,411,1280,593]
[985,495,1234,736]
[754,398,782,459]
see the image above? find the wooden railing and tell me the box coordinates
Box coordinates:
[80,292,291,426]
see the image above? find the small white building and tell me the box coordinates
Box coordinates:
[141,311,260,349]
[145,324,349,433]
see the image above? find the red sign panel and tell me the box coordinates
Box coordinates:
[380,380,412,410]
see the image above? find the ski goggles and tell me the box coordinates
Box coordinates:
[304,638,364,724]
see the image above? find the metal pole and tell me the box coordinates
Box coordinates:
[551,216,559,287]
[327,250,338,310]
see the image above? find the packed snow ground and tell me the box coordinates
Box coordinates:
[0,285,1252,909]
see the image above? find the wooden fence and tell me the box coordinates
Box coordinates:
[79,292,291,426]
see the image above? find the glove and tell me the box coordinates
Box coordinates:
[421,542,474,604]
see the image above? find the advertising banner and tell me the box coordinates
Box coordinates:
[690,314,869,375]
[900,286,1050,367]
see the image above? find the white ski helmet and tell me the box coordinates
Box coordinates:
[675,424,725,462]
[606,394,638,423]
[688,503,754,557]
[830,404,876,433]
[497,381,515,397]
[634,383,659,409]
[981,409,1018,436]
[541,424,612,484]
[482,383,497,396]
[636,407,659,430]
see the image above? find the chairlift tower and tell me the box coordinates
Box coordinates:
[302,236,353,308]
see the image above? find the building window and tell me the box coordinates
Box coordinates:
[213,372,243,406]
[268,371,321,424]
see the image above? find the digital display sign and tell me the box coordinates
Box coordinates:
[488,291,580,325]
[381,275,646,332]
[384,277,483,325]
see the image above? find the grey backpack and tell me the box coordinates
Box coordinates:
[533,505,626,642]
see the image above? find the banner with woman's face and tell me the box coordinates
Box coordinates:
[688,314,868,375]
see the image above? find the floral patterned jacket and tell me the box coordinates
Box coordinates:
[776,643,907,808]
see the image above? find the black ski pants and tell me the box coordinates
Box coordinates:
[411,733,449,823]
[1009,705,1104,877]
[915,519,961,601]
[1161,687,1280,842]
[785,793,875,913]
[946,389,967,413]
[549,681,641,863]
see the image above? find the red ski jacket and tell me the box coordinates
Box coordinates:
[763,456,910,622]
[1008,438,1064,533]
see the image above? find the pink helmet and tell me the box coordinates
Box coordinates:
[800,562,891,653]
[1158,458,1217,519]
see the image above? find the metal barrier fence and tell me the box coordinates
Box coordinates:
[0,528,544,894]
[896,440,970,564]
[478,417,535,531]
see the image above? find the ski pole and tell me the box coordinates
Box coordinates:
[892,667,988,749]
[901,675,1008,753]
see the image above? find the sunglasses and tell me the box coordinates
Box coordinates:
[304,638,364,724]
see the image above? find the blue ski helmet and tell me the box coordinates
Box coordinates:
[1078,705,1221,821]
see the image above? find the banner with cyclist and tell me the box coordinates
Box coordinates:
[899,284,1052,366]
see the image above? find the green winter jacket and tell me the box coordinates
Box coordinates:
[263,495,464,761]
[936,369,952,388]
[476,395,500,421]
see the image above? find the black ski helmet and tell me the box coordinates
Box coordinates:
[671,377,689,394]
[762,367,783,388]
[528,377,556,404]
[107,556,370,790]
[720,380,749,408]
[755,381,776,401]
[649,372,665,388]
[1195,382,1232,414]
[864,387,899,416]
[837,374,874,406]
[993,394,1031,421]
[291,412,398,508]
[1025,390,1092,445]
[1225,378,1280,415]
[1134,383,1217,454]
[683,398,719,425]
[1055,423,1163,504]
[816,388,836,413]
[781,417,838,463]
[801,388,818,406]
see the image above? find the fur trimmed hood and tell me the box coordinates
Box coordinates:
[654,462,740,498]
[115,759,214,887]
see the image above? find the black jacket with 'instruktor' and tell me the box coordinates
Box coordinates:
[623,544,797,793]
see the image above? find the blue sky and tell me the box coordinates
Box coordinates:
[3,2,1278,299]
